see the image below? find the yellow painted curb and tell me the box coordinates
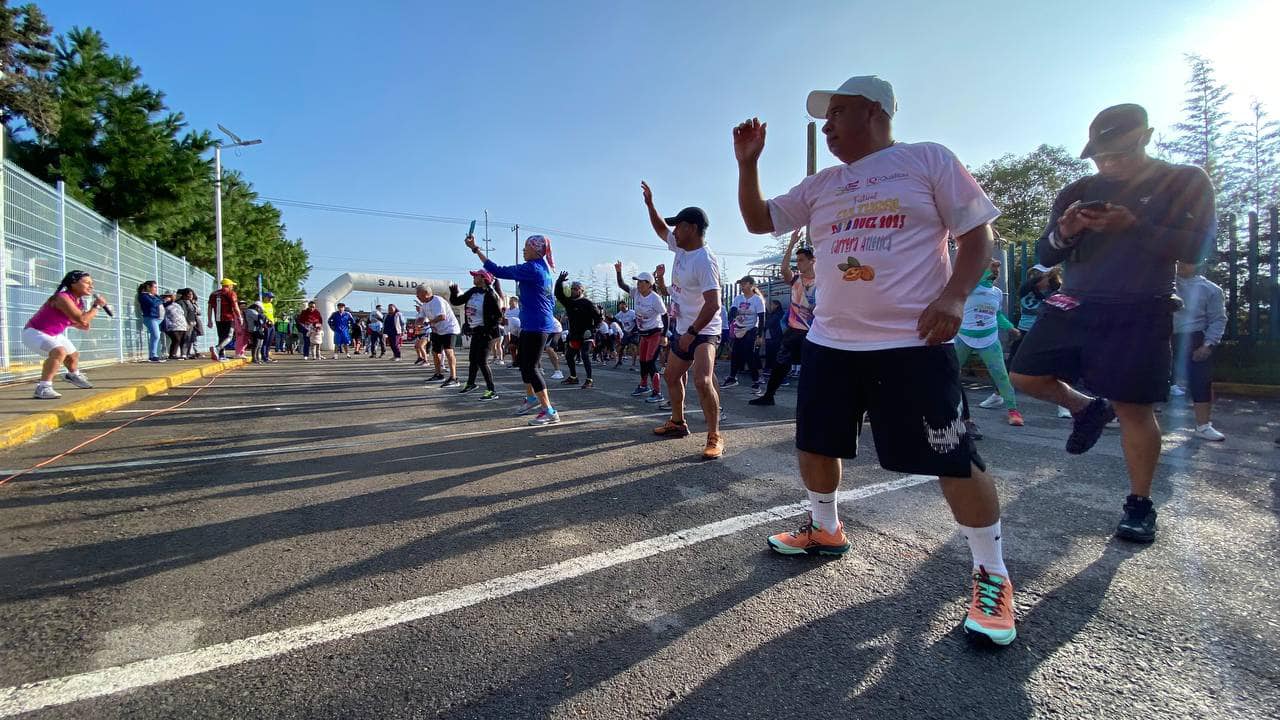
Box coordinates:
[0,359,249,452]
[1211,382,1280,398]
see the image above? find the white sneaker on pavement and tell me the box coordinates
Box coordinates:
[33,383,62,400]
[1170,384,1186,397]
[550,370,564,380]
[1194,424,1225,441]
[978,393,1004,409]
[63,371,93,389]
[1057,405,1073,419]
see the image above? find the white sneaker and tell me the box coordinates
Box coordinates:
[978,393,1004,409]
[63,371,93,389]
[34,384,62,399]
[550,370,564,380]
[1194,424,1225,441]
[514,399,540,416]
[1057,405,1073,419]
[1169,385,1186,397]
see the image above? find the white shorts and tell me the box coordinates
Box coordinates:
[22,327,76,355]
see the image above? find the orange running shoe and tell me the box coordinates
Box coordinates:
[963,566,1016,646]
[1007,409,1025,427]
[654,419,690,438]
[766,515,850,556]
[702,432,724,459]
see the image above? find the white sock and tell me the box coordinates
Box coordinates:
[36,380,52,387]
[807,490,839,531]
[961,520,1008,577]
[1197,422,1213,431]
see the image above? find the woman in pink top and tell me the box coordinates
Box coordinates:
[22,270,110,399]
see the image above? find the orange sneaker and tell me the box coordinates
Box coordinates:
[766,516,850,556]
[1007,409,1024,427]
[654,419,690,438]
[702,432,724,459]
[963,566,1016,646]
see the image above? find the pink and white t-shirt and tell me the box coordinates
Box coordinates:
[730,293,765,338]
[665,232,723,337]
[767,142,999,351]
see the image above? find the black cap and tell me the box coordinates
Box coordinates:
[664,207,710,231]
[1080,104,1149,159]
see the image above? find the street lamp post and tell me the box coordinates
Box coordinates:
[213,124,262,282]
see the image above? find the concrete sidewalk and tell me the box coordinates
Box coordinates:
[0,357,249,451]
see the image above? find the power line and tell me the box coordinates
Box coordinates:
[262,196,762,258]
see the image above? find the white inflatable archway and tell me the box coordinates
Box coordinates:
[313,272,457,350]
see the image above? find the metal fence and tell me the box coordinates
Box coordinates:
[1,160,217,383]
[1002,208,1280,342]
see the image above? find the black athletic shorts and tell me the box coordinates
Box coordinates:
[670,333,721,362]
[1009,299,1174,404]
[431,332,454,354]
[795,340,984,478]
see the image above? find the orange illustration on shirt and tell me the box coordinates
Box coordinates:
[837,257,875,281]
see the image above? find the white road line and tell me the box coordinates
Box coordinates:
[0,409,688,477]
[0,474,934,716]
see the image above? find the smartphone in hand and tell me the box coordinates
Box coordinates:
[1077,200,1109,212]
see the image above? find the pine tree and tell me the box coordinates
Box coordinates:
[1158,54,1236,200]
[0,0,59,137]
[1231,100,1280,216]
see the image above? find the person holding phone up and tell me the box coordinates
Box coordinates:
[1010,103,1217,544]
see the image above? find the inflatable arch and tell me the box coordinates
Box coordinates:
[312,272,460,351]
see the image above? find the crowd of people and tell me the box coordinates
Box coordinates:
[19,73,1250,649]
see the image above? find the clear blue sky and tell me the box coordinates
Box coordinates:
[37,0,1279,309]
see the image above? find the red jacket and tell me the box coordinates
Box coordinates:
[297,308,323,327]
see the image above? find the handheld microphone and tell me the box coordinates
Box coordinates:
[101,305,114,317]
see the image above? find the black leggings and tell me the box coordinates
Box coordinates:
[517,331,548,393]
[729,328,761,381]
[566,337,592,379]
[467,333,495,391]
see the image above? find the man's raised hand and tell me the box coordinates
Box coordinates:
[733,118,767,164]
[641,181,654,207]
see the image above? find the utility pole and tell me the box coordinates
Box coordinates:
[806,121,817,248]
[484,210,491,255]
[513,224,520,262]
[213,124,262,282]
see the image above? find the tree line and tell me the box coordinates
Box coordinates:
[0,1,309,308]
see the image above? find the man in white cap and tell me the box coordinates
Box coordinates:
[733,75,1016,646]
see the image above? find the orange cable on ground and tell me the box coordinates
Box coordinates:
[0,371,224,488]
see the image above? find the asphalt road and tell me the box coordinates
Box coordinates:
[1,352,1277,719]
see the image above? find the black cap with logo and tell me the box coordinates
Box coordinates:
[664,207,710,231]
[1080,104,1149,159]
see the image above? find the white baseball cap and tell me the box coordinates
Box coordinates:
[633,271,655,283]
[807,75,897,119]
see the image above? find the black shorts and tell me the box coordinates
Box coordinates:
[796,341,984,478]
[431,333,454,353]
[1009,300,1173,404]
[671,333,721,362]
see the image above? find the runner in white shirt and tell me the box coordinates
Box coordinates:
[733,75,1015,646]
[416,285,460,387]
[613,302,638,369]
[504,298,521,365]
[641,181,724,460]
[544,316,564,380]
[723,277,767,390]
[616,263,669,402]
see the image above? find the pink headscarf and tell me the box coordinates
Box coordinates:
[525,234,554,269]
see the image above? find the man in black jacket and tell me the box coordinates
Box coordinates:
[556,272,604,389]
[1010,103,1216,544]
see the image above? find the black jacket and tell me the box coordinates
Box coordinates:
[450,285,503,338]
[555,276,603,339]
